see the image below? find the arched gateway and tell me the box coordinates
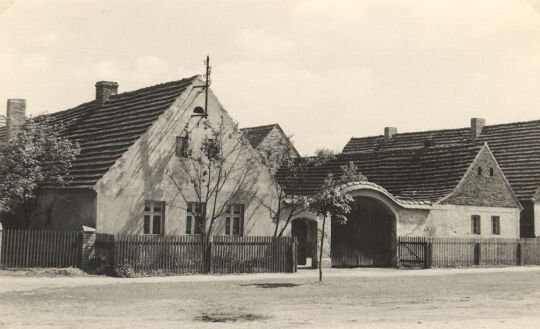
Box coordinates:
[331,187,398,267]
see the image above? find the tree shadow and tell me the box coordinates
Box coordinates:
[240,282,303,289]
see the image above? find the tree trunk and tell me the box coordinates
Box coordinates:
[319,216,326,282]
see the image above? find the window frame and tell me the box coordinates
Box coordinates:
[224,204,245,236]
[143,201,165,235]
[491,216,501,235]
[176,135,189,158]
[471,215,481,235]
[186,202,206,235]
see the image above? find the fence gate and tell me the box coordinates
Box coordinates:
[397,237,431,269]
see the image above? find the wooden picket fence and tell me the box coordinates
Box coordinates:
[94,234,297,274]
[1,229,80,268]
[398,236,540,268]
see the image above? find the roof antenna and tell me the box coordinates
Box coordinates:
[192,55,211,119]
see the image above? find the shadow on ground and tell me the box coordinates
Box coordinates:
[239,282,303,288]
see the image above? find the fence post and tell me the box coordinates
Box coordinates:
[290,237,298,273]
[80,225,96,271]
[474,242,481,266]
[517,242,523,266]
[0,223,3,268]
[424,241,432,269]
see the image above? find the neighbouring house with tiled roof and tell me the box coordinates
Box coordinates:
[241,124,300,159]
[342,119,540,238]
[276,141,522,267]
[0,76,283,237]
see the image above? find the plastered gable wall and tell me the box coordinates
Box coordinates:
[257,126,299,159]
[95,81,279,235]
[440,146,519,208]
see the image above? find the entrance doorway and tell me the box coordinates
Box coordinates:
[291,218,317,268]
[331,196,395,267]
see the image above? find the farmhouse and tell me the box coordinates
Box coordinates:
[343,120,540,238]
[276,142,522,267]
[0,76,283,236]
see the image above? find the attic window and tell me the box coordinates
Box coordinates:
[176,136,189,158]
[489,168,494,176]
[477,167,482,176]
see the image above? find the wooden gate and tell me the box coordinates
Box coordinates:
[397,237,431,268]
[332,196,395,266]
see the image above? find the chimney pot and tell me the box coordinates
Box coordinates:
[6,98,26,142]
[470,118,485,140]
[384,127,397,142]
[95,81,118,107]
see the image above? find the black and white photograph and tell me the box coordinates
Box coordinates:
[1,0,540,328]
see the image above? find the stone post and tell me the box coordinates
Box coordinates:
[317,216,332,268]
[80,225,96,271]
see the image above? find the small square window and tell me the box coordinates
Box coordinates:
[186,202,206,235]
[224,204,244,236]
[471,215,481,235]
[176,136,189,158]
[492,216,500,235]
[143,201,165,235]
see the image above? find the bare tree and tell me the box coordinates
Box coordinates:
[165,116,259,270]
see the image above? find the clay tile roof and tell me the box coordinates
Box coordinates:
[342,120,540,201]
[240,124,279,148]
[0,126,5,142]
[45,76,197,188]
[277,144,483,202]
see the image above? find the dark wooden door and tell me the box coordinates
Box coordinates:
[331,197,394,266]
[292,219,308,265]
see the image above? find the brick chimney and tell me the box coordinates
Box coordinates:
[6,98,26,142]
[95,81,118,107]
[470,118,485,140]
[384,127,397,142]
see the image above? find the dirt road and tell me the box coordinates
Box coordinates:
[1,267,540,328]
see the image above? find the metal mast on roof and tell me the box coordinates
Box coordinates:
[192,55,211,119]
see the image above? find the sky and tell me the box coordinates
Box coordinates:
[1,0,540,155]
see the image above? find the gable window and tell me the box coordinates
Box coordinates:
[176,136,189,158]
[492,216,501,235]
[477,167,482,176]
[144,201,165,235]
[489,168,494,176]
[471,215,481,235]
[186,202,206,235]
[224,204,244,236]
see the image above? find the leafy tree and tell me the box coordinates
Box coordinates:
[0,116,80,227]
[308,174,353,281]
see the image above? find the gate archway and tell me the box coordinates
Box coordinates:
[331,196,396,267]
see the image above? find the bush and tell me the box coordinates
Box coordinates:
[87,255,112,275]
[114,261,136,278]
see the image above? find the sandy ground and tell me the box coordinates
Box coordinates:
[1,267,540,328]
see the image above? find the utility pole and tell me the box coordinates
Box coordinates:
[192,55,211,119]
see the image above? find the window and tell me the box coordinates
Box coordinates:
[492,216,500,235]
[186,202,206,235]
[144,201,165,235]
[224,204,244,236]
[489,168,494,176]
[176,136,189,158]
[477,167,482,176]
[471,215,481,235]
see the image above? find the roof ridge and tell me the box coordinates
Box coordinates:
[106,75,199,102]
[340,142,479,156]
[240,123,279,131]
[349,118,540,140]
